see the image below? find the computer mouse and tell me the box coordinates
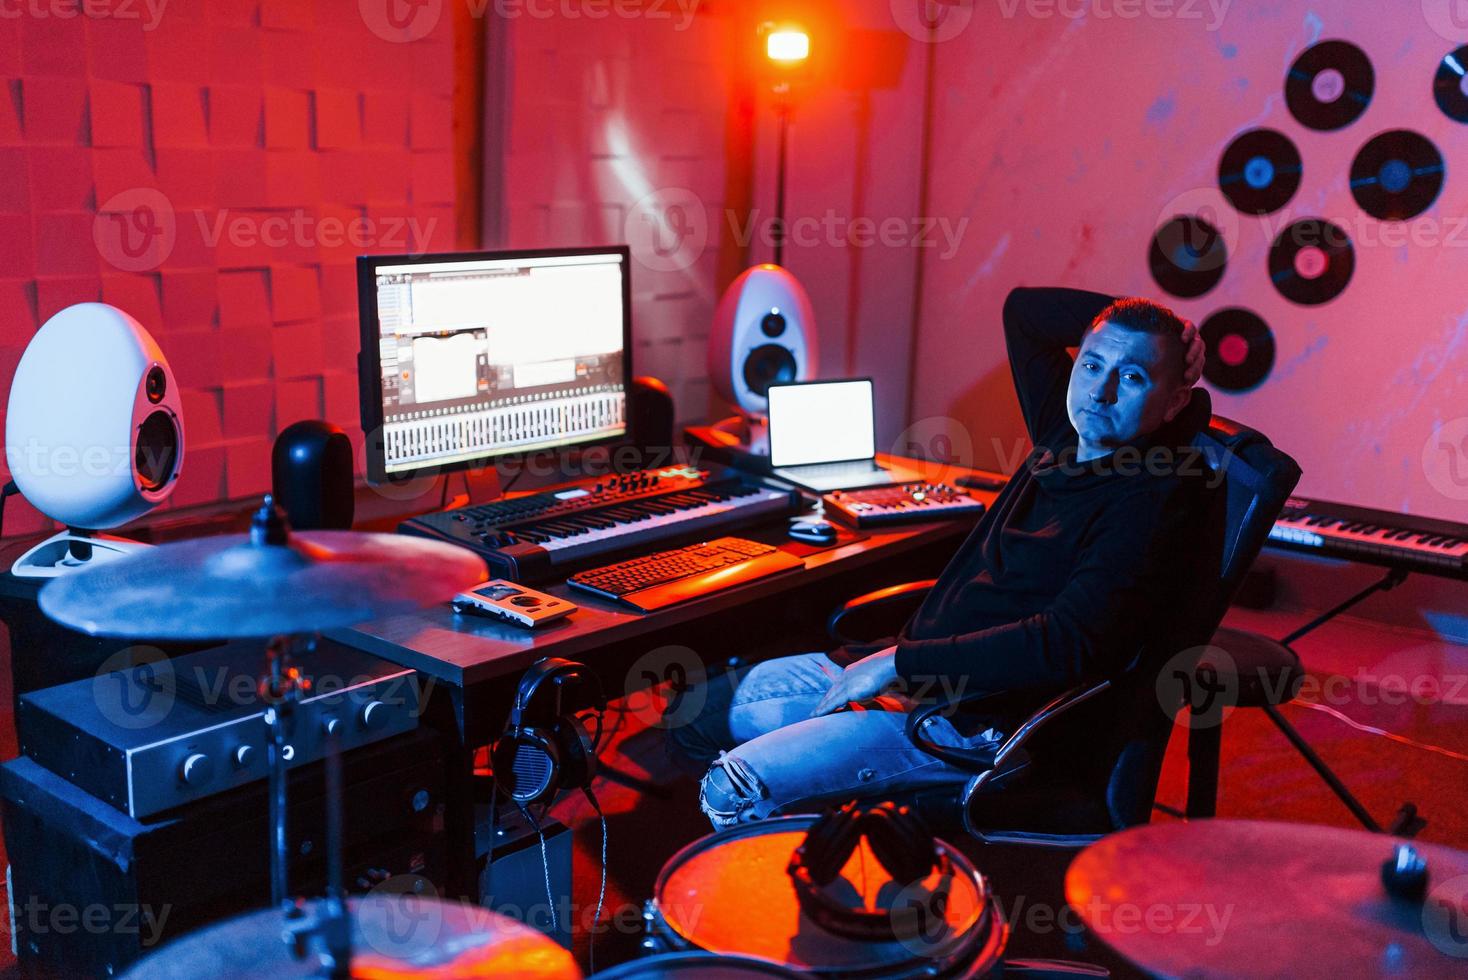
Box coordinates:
[788,520,838,544]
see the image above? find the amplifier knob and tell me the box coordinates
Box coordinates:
[323,716,342,737]
[180,753,213,786]
[360,700,389,730]
[233,745,255,769]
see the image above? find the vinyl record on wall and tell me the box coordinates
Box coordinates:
[1349,130,1445,220]
[1200,309,1275,392]
[1218,129,1303,215]
[1269,219,1355,306]
[1436,46,1468,123]
[1285,40,1374,131]
[1148,215,1227,298]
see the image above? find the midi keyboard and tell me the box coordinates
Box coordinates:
[400,465,803,583]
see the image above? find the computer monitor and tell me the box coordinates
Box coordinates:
[356,246,633,484]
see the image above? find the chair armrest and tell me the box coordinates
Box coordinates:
[826,579,938,646]
[905,679,1111,775]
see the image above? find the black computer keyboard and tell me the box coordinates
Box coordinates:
[567,537,805,612]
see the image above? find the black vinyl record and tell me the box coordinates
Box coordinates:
[1200,309,1275,392]
[1436,46,1468,123]
[1269,219,1355,306]
[1349,130,1445,220]
[1148,215,1227,298]
[1218,129,1303,215]
[1285,40,1374,131]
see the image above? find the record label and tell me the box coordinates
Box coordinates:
[1435,46,1468,123]
[1349,129,1445,221]
[1218,129,1303,214]
[1286,40,1374,131]
[1148,215,1227,298]
[1201,309,1275,392]
[1269,219,1354,305]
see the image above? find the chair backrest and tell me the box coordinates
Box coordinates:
[1006,391,1302,832]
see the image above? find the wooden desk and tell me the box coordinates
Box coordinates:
[328,455,998,895]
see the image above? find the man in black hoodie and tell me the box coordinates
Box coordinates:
[673,287,1211,828]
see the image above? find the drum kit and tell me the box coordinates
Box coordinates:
[32,498,1468,978]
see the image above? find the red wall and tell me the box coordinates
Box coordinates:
[0,2,458,537]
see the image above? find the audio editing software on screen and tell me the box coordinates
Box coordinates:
[373,252,628,474]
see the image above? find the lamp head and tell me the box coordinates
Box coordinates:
[766,28,810,65]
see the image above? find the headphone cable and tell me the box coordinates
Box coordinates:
[516,800,559,933]
[582,785,608,973]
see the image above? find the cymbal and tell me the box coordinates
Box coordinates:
[119,895,581,979]
[40,526,486,640]
[1066,819,1468,979]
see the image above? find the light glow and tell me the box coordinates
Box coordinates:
[766,29,810,64]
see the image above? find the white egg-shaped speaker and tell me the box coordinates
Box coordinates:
[6,302,185,576]
[708,264,818,418]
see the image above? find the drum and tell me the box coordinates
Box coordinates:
[644,816,1006,977]
[593,952,805,977]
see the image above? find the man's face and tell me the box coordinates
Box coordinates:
[1066,320,1189,451]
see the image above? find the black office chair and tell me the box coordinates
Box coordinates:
[826,400,1302,847]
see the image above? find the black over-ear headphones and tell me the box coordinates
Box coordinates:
[787,800,949,940]
[490,657,606,808]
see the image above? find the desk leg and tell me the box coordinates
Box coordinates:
[424,683,479,900]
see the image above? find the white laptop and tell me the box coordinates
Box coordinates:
[767,378,902,493]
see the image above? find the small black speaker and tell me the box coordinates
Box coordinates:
[630,375,675,456]
[271,420,354,530]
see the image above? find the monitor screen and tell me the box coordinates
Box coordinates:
[768,379,877,468]
[357,247,631,481]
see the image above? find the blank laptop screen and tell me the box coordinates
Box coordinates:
[768,380,877,467]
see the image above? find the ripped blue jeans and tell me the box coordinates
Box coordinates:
[668,652,1001,829]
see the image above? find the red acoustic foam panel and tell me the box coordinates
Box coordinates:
[20,17,87,77]
[218,270,272,328]
[165,329,224,388]
[272,322,325,380]
[315,90,362,150]
[217,327,274,381]
[35,277,101,322]
[0,280,36,339]
[34,213,99,277]
[172,444,227,509]
[275,377,323,428]
[180,388,224,445]
[210,86,265,148]
[25,147,91,211]
[21,78,89,144]
[222,381,275,440]
[101,273,164,328]
[264,88,311,150]
[225,437,274,499]
[151,83,210,147]
[270,264,321,324]
[84,17,150,84]
[160,269,220,329]
[88,81,147,149]
[0,6,455,526]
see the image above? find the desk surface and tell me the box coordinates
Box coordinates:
[333,457,1000,689]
